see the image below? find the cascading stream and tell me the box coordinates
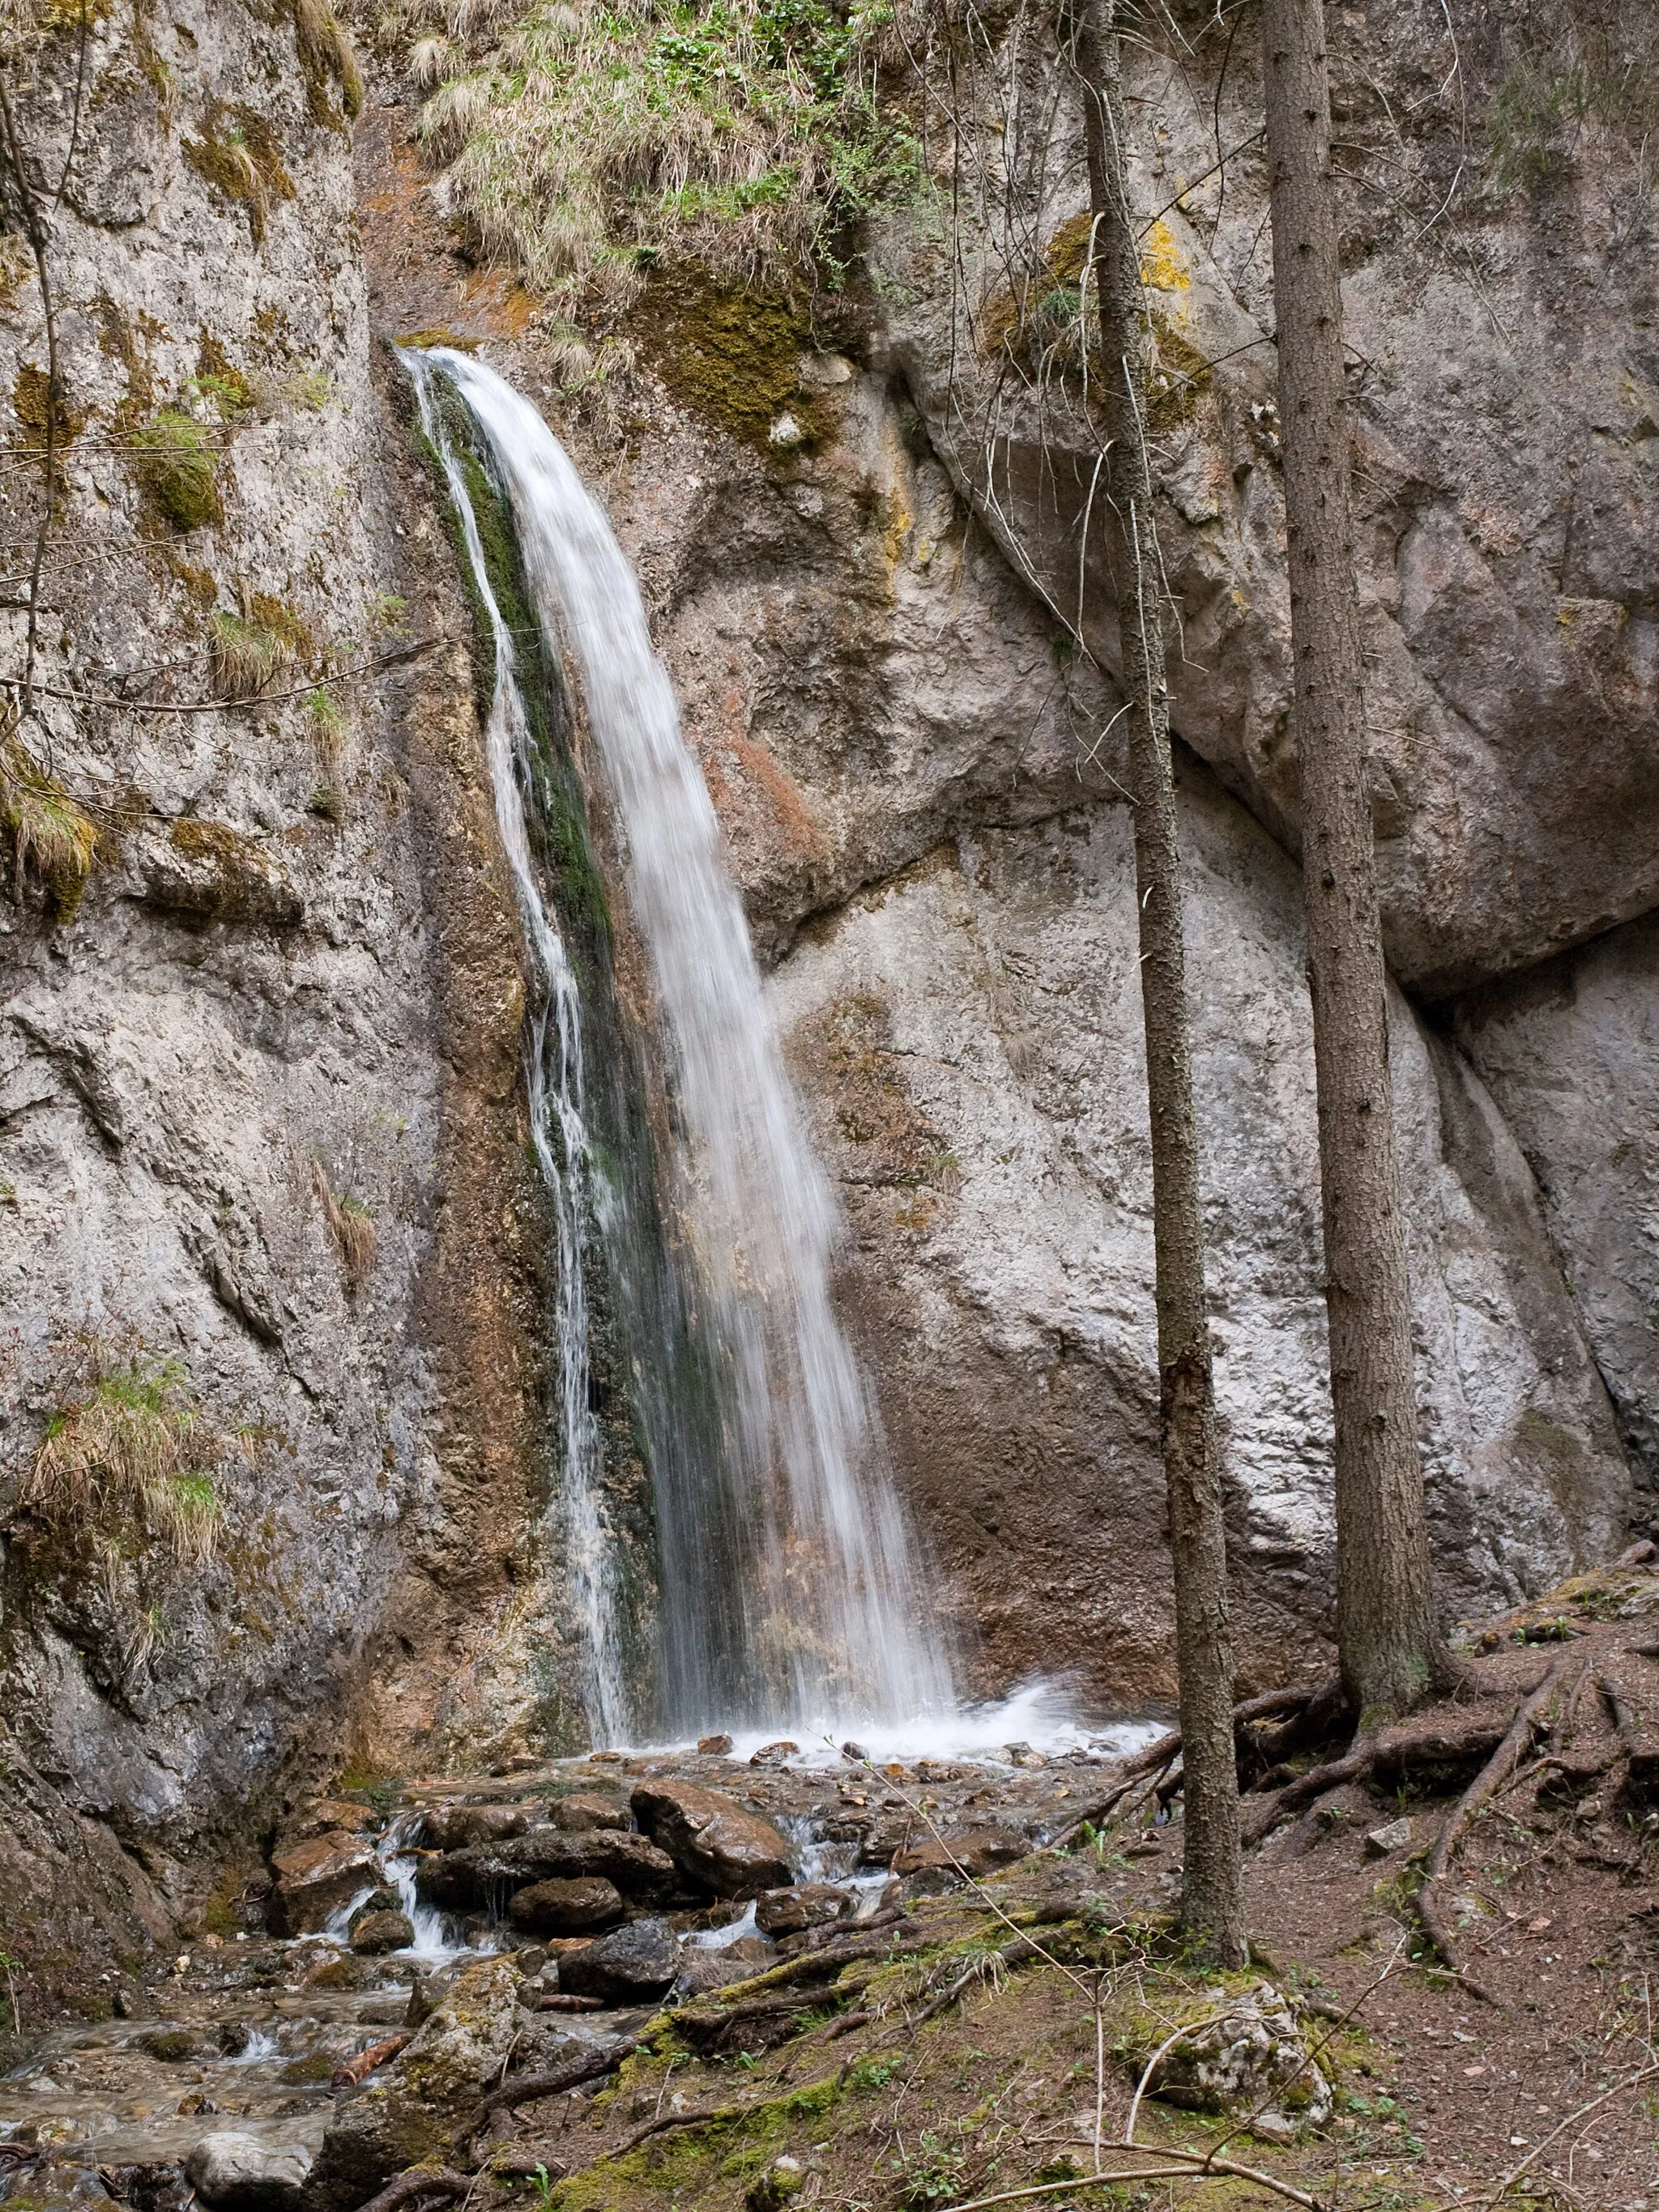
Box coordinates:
[404,347,956,1737]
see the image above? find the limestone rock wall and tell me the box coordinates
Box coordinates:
[0,3,542,2006]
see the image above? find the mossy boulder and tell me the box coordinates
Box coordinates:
[307,1956,519,2211]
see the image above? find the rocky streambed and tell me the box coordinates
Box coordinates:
[0,1740,1131,2210]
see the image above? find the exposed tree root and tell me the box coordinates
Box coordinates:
[1416,1647,1588,2002]
[467,2035,642,2135]
[356,2168,471,2212]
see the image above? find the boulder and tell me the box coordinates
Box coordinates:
[1141,1984,1332,2126]
[136,2028,202,2062]
[416,1830,676,1910]
[279,1800,376,1847]
[506,1876,625,1934]
[307,1957,519,2212]
[420,1803,534,1852]
[748,1741,798,1769]
[629,1780,792,1896]
[349,1910,415,1954]
[184,2131,313,2212]
[697,1734,735,1756]
[753,1884,856,1938]
[267,1832,379,1937]
[544,1792,629,1833]
[893,1827,1028,1882]
[557,1919,681,2005]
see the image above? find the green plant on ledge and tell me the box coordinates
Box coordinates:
[23,1358,224,1569]
[0,725,98,918]
[407,0,923,314]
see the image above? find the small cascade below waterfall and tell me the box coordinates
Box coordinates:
[402,347,956,1741]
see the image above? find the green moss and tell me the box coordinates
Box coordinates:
[632,271,824,452]
[184,102,296,243]
[281,2051,336,2082]
[130,408,222,531]
[12,362,85,444]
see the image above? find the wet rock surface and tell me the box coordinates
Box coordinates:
[629,1780,794,1896]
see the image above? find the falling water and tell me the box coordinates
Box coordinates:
[406,352,628,1744]
[404,347,956,1738]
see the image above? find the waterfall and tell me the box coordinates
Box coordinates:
[406,352,629,1745]
[402,347,955,1738]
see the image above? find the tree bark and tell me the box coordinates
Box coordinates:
[1075,0,1246,1966]
[1259,0,1449,1720]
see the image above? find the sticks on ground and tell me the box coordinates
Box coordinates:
[1416,1647,1588,2001]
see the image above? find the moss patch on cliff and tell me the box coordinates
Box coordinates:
[184,101,296,243]
[130,408,222,530]
[631,271,824,451]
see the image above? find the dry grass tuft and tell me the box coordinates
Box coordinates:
[0,722,98,919]
[314,1160,377,1290]
[292,0,366,121]
[210,596,310,701]
[27,1360,224,1568]
[407,0,920,313]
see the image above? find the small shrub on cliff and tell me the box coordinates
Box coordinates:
[0,727,98,919]
[314,1160,377,1290]
[184,102,296,244]
[210,596,312,700]
[27,1360,224,1568]
[130,409,223,531]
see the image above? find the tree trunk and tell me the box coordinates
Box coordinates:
[1075,0,1246,1965]
[1259,0,1449,1720]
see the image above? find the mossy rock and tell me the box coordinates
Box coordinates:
[631,271,828,453]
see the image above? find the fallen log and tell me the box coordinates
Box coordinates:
[331,2032,411,2089]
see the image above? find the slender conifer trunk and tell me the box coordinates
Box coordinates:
[1260,0,1449,1720]
[1076,0,1246,1964]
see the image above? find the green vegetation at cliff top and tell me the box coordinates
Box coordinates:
[405,0,921,311]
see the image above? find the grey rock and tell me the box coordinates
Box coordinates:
[557,1918,681,2005]
[768,770,1631,1704]
[753,1884,856,1937]
[309,1958,518,2212]
[1363,1819,1413,1860]
[544,1793,630,1833]
[420,1804,535,1852]
[349,1909,415,1954]
[506,1877,625,1934]
[630,1779,794,1895]
[1144,1984,1331,2125]
[1454,909,1659,1491]
[184,2131,313,2212]
[416,1831,676,1909]
[267,1835,380,1938]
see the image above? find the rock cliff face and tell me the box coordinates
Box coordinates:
[1,0,1653,2001]
[0,1,545,2005]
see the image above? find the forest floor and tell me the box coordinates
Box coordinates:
[6,1566,1659,2212]
[467,1563,1659,2212]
